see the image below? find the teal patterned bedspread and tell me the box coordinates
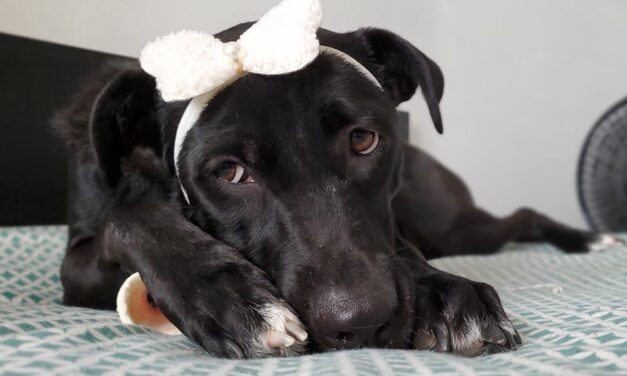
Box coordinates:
[1,226,626,375]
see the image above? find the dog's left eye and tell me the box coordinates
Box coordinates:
[214,161,254,184]
[350,129,380,155]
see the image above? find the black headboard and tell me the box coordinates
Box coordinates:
[0,33,122,225]
[0,33,409,226]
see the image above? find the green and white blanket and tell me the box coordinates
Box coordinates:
[1,226,626,375]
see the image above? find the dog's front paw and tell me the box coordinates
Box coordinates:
[412,271,521,356]
[146,258,308,359]
[256,303,309,354]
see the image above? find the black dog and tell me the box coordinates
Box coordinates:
[54,23,608,358]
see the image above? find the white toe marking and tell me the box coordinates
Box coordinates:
[589,234,624,252]
[450,316,483,352]
[255,303,308,355]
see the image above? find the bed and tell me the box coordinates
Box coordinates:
[1,226,626,375]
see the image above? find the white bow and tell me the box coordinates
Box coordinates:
[140,0,323,102]
[137,0,382,205]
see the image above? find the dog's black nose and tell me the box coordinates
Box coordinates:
[314,288,396,349]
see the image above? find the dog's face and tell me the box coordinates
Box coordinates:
[178,54,410,350]
[96,25,444,351]
[164,26,445,351]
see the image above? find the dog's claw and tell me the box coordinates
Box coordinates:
[285,321,308,342]
[502,326,516,349]
[482,325,507,345]
[513,330,522,345]
[266,331,296,348]
[432,325,450,352]
[257,303,308,353]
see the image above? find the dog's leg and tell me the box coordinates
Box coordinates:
[61,150,308,358]
[61,235,130,310]
[498,207,620,251]
[56,67,307,358]
[394,144,621,257]
[61,158,133,310]
[102,202,309,359]
[445,207,592,255]
[396,239,521,356]
[441,207,621,255]
[501,208,623,252]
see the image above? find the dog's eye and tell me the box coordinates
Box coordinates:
[214,162,254,184]
[350,129,380,155]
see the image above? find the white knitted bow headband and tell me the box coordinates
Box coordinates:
[139,0,382,204]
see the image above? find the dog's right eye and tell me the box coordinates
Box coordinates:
[350,129,380,155]
[214,162,254,184]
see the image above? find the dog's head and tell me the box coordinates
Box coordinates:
[92,24,444,351]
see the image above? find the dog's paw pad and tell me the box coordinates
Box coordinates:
[257,303,308,351]
[589,234,624,252]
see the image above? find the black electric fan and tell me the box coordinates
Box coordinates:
[578,96,627,232]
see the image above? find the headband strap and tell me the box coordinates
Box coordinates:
[174,46,382,204]
[139,0,384,203]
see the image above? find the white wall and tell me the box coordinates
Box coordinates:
[418,1,627,228]
[2,0,626,228]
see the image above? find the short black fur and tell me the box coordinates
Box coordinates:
[54,24,596,358]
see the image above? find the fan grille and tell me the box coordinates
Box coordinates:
[577,97,627,232]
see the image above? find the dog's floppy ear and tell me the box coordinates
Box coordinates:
[359,28,444,133]
[90,69,161,186]
[321,28,445,133]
